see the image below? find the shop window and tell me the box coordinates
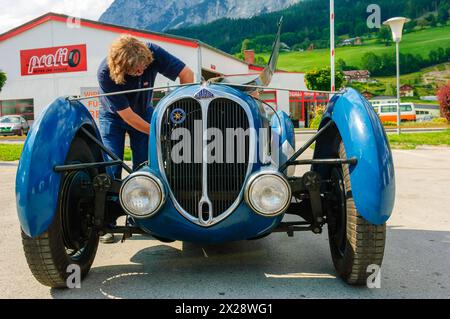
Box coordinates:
[0,99,34,122]
[289,91,330,128]
[260,91,277,106]
[152,91,166,106]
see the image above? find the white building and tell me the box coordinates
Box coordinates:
[0,12,308,125]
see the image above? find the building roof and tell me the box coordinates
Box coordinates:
[343,70,370,77]
[0,12,249,67]
[343,37,358,42]
[400,84,414,90]
[371,95,396,100]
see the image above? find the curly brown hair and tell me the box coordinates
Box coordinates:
[107,35,154,85]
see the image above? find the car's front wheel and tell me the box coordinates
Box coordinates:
[327,140,386,285]
[21,136,99,288]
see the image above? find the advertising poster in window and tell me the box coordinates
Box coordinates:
[80,87,100,124]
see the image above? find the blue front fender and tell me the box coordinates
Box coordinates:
[16,98,104,237]
[315,88,395,225]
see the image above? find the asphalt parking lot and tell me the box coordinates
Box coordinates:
[0,145,449,299]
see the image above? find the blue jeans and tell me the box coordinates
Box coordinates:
[99,108,153,179]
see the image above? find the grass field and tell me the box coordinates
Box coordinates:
[0,144,133,162]
[2,130,450,161]
[388,129,450,149]
[0,144,23,161]
[259,26,450,72]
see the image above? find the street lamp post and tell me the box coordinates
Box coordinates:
[383,17,410,135]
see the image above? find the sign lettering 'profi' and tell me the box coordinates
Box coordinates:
[20,44,87,76]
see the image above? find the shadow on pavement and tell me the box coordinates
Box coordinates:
[49,226,450,299]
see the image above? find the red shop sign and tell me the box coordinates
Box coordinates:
[20,44,87,76]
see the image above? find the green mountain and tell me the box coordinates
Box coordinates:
[167,0,448,54]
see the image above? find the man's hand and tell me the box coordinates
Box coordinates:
[178,66,195,84]
[117,107,150,135]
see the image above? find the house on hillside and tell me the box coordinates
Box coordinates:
[280,42,291,52]
[340,37,362,46]
[343,70,371,83]
[400,84,415,97]
[361,90,374,100]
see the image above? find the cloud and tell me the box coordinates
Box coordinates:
[0,0,114,33]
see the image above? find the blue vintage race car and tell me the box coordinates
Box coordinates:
[16,20,395,288]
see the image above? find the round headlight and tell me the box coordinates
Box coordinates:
[245,172,291,217]
[120,173,165,219]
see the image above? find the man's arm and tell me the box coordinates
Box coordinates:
[117,108,150,134]
[117,66,194,134]
[178,66,195,84]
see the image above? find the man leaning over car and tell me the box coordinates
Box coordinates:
[97,35,194,243]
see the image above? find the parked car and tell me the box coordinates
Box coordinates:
[0,115,30,136]
[16,20,395,288]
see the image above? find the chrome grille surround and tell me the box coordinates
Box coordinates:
[156,88,256,227]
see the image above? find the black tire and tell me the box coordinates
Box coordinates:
[327,140,386,285]
[21,136,99,288]
[17,129,23,136]
[68,49,81,67]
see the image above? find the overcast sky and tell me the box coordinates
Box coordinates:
[0,0,114,33]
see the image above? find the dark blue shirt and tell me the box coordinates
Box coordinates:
[97,43,186,116]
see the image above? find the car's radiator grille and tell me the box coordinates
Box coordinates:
[207,99,250,217]
[160,98,203,217]
[160,97,250,221]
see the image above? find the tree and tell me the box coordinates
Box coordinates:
[0,71,6,92]
[437,47,446,63]
[425,14,437,27]
[380,53,396,75]
[305,67,344,91]
[337,58,358,71]
[401,53,422,74]
[254,56,267,65]
[378,26,392,46]
[240,39,251,53]
[437,4,449,25]
[361,52,382,75]
[417,19,429,29]
[404,19,417,32]
[354,23,367,37]
[429,50,439,64]
[337,58,347,71]
[437,81,450,121]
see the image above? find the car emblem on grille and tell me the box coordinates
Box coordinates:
[194,88,214,100]
[170,108,187,124]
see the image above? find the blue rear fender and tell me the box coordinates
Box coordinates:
[16,97,106,237]
[313,88,395,225]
